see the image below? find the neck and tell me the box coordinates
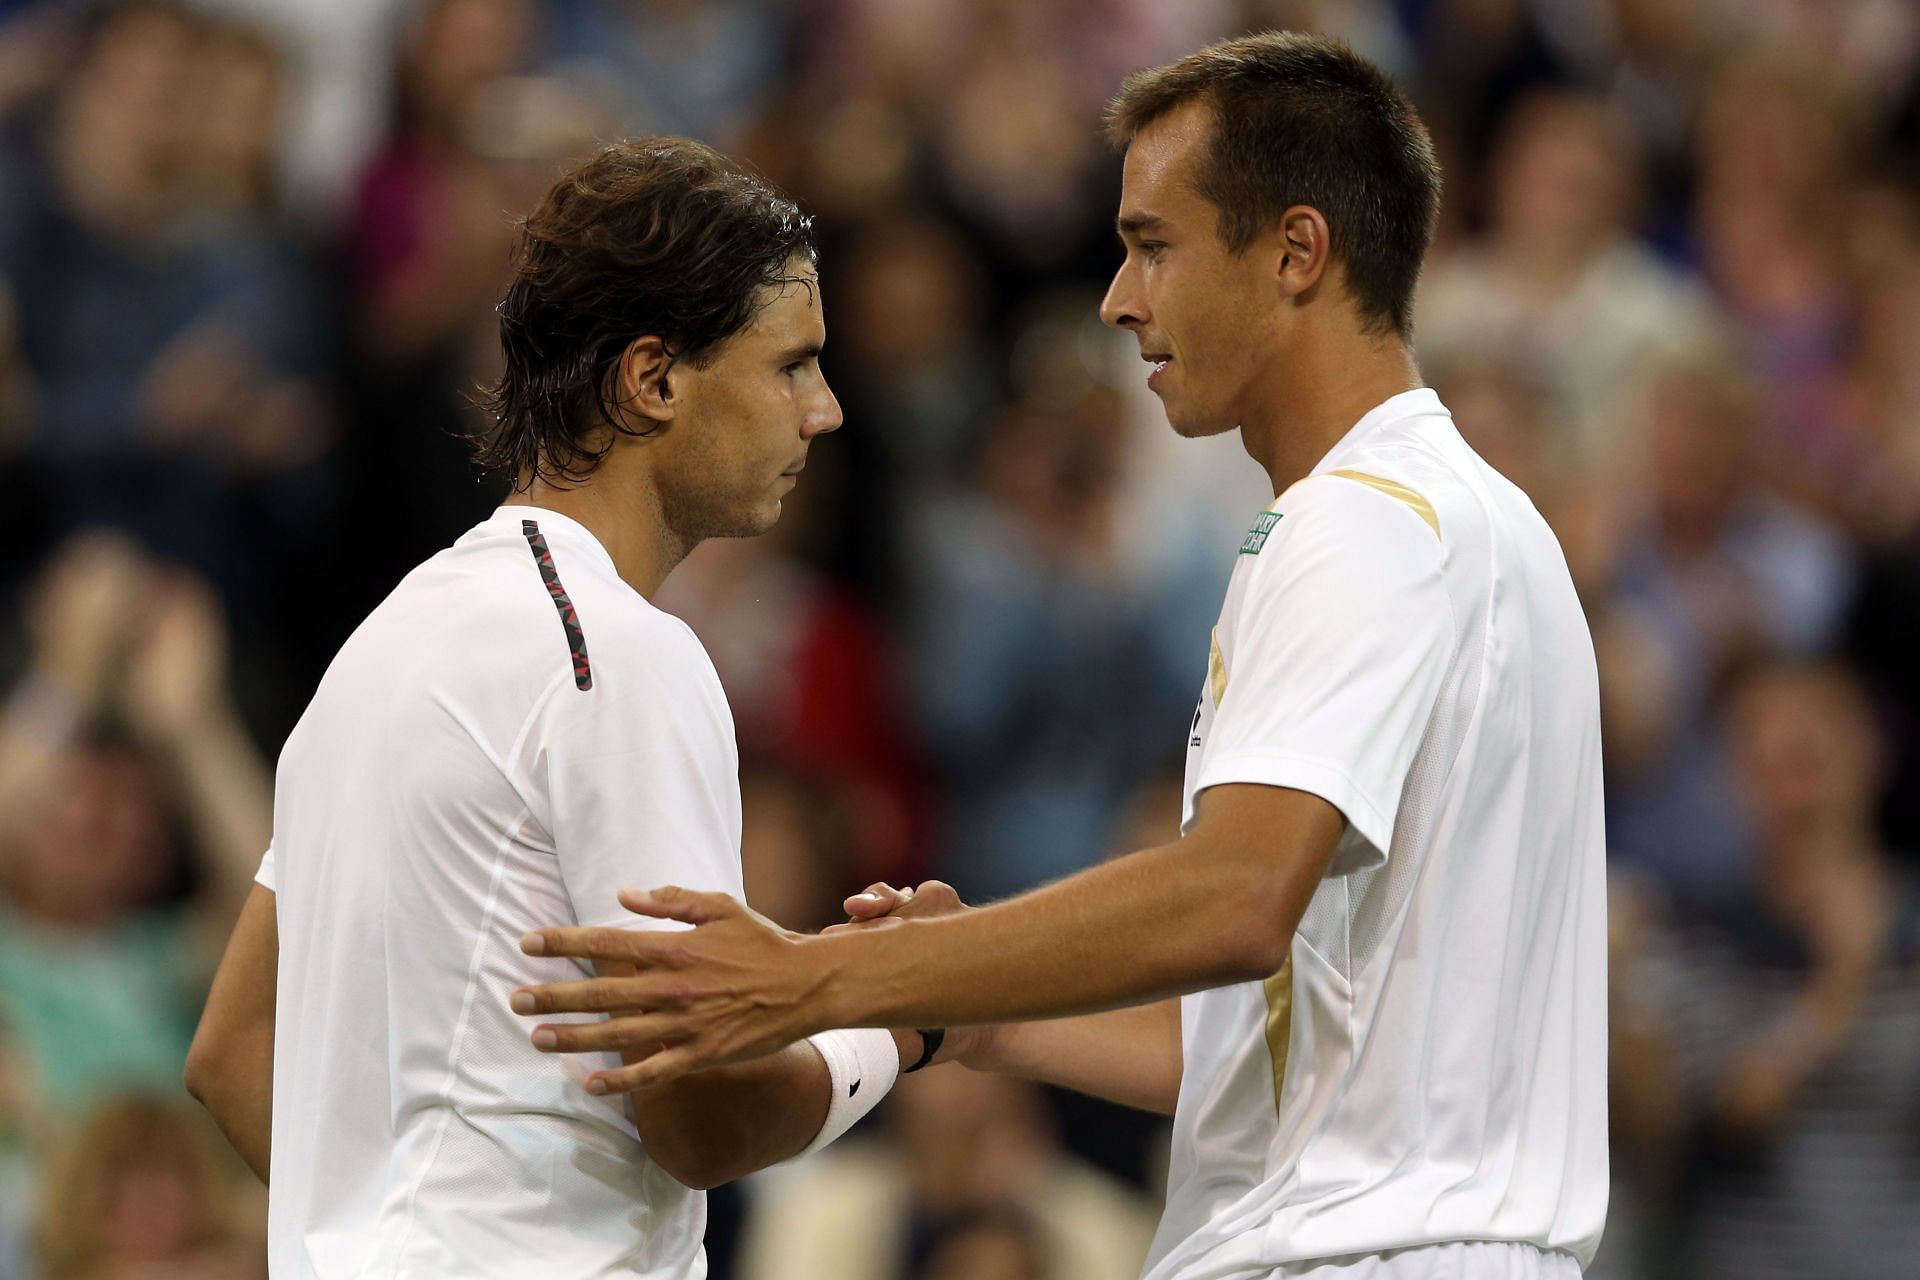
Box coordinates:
[1237,326,1424,496]
[506,472,692,599]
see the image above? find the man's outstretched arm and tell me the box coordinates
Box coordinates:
[513,783,1343,1093]
[838,882,1184,1116]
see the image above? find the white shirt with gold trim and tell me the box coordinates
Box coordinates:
[1144,389,1608,1278]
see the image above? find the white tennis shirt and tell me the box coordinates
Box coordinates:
[1146,390,1608,1277]
[257,505,742,1278]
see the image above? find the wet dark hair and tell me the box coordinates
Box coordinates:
[477,137,817,485]
[1106,31,1441,339]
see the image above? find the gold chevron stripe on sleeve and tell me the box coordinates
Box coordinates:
[1263,955,1294,1113]
[1208,627,1228,707]
[1326,469,1440,539]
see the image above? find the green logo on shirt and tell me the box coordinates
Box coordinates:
[1240,511,1281,555]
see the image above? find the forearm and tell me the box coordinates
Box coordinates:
[627,984,917,1187]
[633,1042,828,1188]
[974,999,1182,1115]
[816,826,1309,1031]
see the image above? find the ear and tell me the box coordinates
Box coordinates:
[1274,205,1332,301]
[611,336,678,429]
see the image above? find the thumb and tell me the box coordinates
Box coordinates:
[618,885,738,926]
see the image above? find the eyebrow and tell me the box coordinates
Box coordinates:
[1116,212,1166,238]
[778,342,824,364]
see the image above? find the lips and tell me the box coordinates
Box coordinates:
[1143,351,1172,390]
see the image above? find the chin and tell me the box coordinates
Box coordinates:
[737,501,783,538]
[1165,405,1240,440]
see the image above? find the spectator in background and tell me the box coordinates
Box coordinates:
[738,1068,1155,1280]
[0,534,272,1113]
[911,385,1190,900]
[660,501,930,887]
[187,0,413,219]
[30,1095,259,1280]
[1690,52,1859,472]
[1426,354,1565,521]
[345,0,534,363]
[829,214,997,535]
[924,1,1111,278]
[174,19,288,230]
[0,1,331,595]
[912,1207,1050,1280]
[0,1015,33,1280]
[335,0,613,606]
[1779,179,1920,544]
[542,0,787,146]
[1610,661,1920,1280]
[1594,356,1855,902]
[1417,88,1717,472]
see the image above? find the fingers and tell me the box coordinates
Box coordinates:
[884,879,966,921]
[519,923,690,963]
[528,1014,678,1056]
[584,1046,704,1096]
[843,882,913,919]
[616,884,740,926]
[913,880,964,912]
[510,973,691,1017]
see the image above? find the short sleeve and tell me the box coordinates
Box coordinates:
[1198,475,1454,874]
[538,624,746,932]
[255,843,276,892]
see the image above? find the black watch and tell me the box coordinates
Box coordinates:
[904,1028,945,1073]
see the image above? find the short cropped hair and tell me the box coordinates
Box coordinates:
[478,137,817,484]
[1106,32,1441,338]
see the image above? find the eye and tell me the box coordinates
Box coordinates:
[1138,241,1167,263]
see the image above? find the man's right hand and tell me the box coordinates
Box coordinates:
[829,880,1000,1069]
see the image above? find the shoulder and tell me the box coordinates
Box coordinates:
[378,531,721,709]
[1228,462,1460,640]
[1267,462,1451,567]
[533,570,728,735]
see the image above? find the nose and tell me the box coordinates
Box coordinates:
[805,373,844,439]
[1099,257,1147,331]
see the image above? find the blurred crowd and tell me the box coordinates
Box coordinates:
[0,0,1917,1277]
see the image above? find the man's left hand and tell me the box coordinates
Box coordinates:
[510,886,832,1095]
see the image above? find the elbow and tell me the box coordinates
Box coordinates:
[671,1165,734,1193]
[183,1034,228,1114]
[636,1121,737,1191]
[183,1048,214,1110]
[1219,894,1296,982]
[645,1139,735,1192]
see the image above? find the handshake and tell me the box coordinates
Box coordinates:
[510,878,998,1095]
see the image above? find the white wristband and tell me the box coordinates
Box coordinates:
[795,1028,900,1158]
